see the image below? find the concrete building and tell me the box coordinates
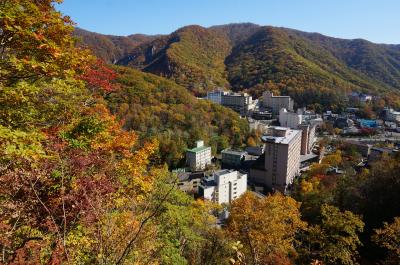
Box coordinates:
[369,147,398,162]
[278,108,316,155]
[279,108,303,128]
[309,118,324,127]
[323,111,339,121]
[299,124,316,155]
[177,172,204,194]
[334,117,354,129]
[221,149,247,167]
[252,110,273,120]
[186,140,212,171]
[199,169,247,204]
[206,89,228,104]
[297,108,321,122]
[343,141,372,157]
[245,145,265,156]
[384,108,400,123]
[250,127,302,192]
[221,92,253,115]
[350,92,373,103]
[262,91,294,114]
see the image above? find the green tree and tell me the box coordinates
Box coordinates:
[298,204,364,265]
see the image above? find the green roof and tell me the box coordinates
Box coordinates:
[187,146,210,153]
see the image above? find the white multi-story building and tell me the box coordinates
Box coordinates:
[186,140,212,171]
[200,169,247,204]
[250,127,301,192]
[221,92,253,115]
[262,91,294,114]
[206,90,228,104]
[384,108,400,123]
[279,108,303,128]
[279,108,317,155]
[350,92,373,103]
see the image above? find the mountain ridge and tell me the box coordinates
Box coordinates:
[73,27,161,63]
[75,23,400,107]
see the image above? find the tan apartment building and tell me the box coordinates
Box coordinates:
[262,91,294,114]
[299,124,316,155]
[250,127,301,192]
[221,92,253,115]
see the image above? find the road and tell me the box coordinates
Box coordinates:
[320,132,400,144]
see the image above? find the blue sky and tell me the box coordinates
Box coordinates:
[57,0,400,44]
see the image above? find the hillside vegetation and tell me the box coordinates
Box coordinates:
[225,26,399,109]
[79,23,400,107]
[117,25,231,94]
[73,28,158,63]
[2,2,400,264]
[107,66,249,167]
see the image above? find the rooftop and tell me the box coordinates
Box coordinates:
[270,95,291,98]
[187,145,210,153]
[224,92,250,97]
[202,169,246,187]
[273,126,289,131]
[222,149,247,156]
[300,153,319,163]
[178,172,205,182]
[262,127,301,145]
[207,90,228,94]
[214,169,240,177]
[264,92,291,98]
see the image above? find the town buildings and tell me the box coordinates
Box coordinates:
[279,108,317,155]
[206,89,228,104]
[299,124,316,155]
[251,110,273,120]
[245,145,265,156]
[279,108,303,128]
[334,117,354,129]
[349,92,373,103]
[297,108,322,123]
[221,92,254,115]
[262,91,294,114]
[369,147,399,161]
[343,140,372,157]
[221,149,247,167]
[249,127,302,192]
[199,169,247,204]
[177,172,204,194]
[186,140,212,171]
[384,108,400,123]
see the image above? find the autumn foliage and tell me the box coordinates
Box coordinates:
[0,0,91,84]
[0,1,159,263]
[227,192,306,264]
[1,1,399,264]
[79,59,119,94]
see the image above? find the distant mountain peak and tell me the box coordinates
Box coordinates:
[76,23,400,104]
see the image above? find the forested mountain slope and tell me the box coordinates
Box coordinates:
[78,23,400,107]
[225,26,400,108]
[73,28,158,63]
[291,29,400,90]
[116,25,231,94]
[107,66,249,167]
